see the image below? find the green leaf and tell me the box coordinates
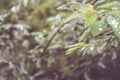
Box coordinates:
[57,13,81,27]
[79,27,90,41]
[96,1,120,10]
[66,46,79,55]
[62,13,81,23]
[94,2,107,9]
[103,10,120,15]
[66,42,87,55]
[91,20,105,36]
[57,3,87,11]
[80,11,94,20]
[70,3,88,10]
[84,13,98,28]
[67,42,86,48]
[107,16,120,38]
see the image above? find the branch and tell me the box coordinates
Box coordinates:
[90,0,98,5]
[40,24,65,57]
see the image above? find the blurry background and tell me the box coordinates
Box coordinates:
[0,0,120,80]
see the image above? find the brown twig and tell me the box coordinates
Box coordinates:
[41,24,65,57]
[90,0,98,5]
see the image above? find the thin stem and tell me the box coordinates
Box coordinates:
[40,24,65,57]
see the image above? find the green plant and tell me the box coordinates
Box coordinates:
[55,1,120,55]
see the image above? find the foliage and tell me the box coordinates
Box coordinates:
[0,0,120,80]
[63,1,120,55]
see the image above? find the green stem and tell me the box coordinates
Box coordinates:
[79,27,91,42]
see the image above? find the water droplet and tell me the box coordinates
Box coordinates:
[90,46,94,51]
[99,28,102,31]
[111,19,118,28]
